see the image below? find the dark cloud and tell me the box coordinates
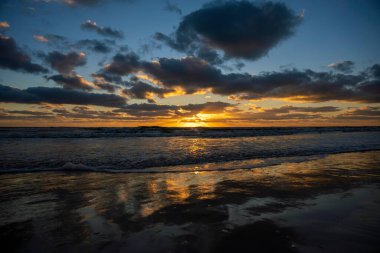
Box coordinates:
[0,114,55,121]
[249,112,323,121]
[153,32,179,50]
[227,105,336,122]
[0,103,352,123]
[164,0,182,15]
[122,81,174,101]
[53,106,123,119]
[114,103,176,117]
[35,34,117,53]
[196,46,223,65]
[48,74,94,91]
[357,79,380,96]
[235,62,245,70]
[4,110,53,116]
[212,69,378,103]
[99,54,380,103]
[0,35,48,74]
[141,57,221,93]
[92,72,123,85]
[94,82,120,92]
[0,107,55,120]
[180,101,234,115]
[369,64,380,78]
[335,106,380,120]
[41,34,70,49]
[96,52,140,82]
[0,106,128,122]
[155,1,301,61]
[81,20,124,39]
[259,105,340,114]
[114,101,233,117]
[91,73,121,92]
[328,61,355,73]
[75,39,115,53]
[0,84,126,107]
[45,51,86,75]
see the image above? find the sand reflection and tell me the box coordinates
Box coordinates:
[1,151,380,252]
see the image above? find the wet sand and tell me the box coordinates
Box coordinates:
[1,151,380,253]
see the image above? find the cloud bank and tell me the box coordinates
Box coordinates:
[0,35,48,74]
[98,53,380,103]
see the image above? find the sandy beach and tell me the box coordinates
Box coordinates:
[1,151,380,253]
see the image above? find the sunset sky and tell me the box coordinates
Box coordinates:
[0,0,379,127]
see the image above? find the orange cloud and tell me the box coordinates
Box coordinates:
[0,21,10,29]
[33,35,49,43]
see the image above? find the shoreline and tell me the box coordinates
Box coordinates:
[1,151,380,253]
[1,149,380,175]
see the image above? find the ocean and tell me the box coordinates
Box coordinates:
[1,126,379,173]
[1,127,380,252]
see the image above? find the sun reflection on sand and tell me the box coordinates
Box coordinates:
[1,151,380,252]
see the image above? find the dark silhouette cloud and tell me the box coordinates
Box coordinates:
[0,84,126,107]
[4,110,53,116]
[211,69,379,103]
[75,39,115,53]
[91,73,121,92]
[45,51,86,75]
[155,1,301,61]
[96,52,140,83]
[233,111,324,122]
[180,101,234,115]
[99,54,380,103]
[106,52,140,76]
[220,105,342,122]
[122,81,174,101]
[164,0,182,15]
[260,105,340,114]
[2,101,234,122]
[0,107,55,120]
[81,20,124,39]
[94,82,120,92]
[92,72,123,85]
[114,103,176,117]
[369,64,380,78]
[196,46,224,65]
[40,34,70,49]
[0,35,48,74]
[328,61,355,73]
[335,106,380,120]
[52,106,123,119]
[141,57,221,93]
[114,101,233,117]
[34,34,116,54]
[48,74,94,91]
[0,114,55,120]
